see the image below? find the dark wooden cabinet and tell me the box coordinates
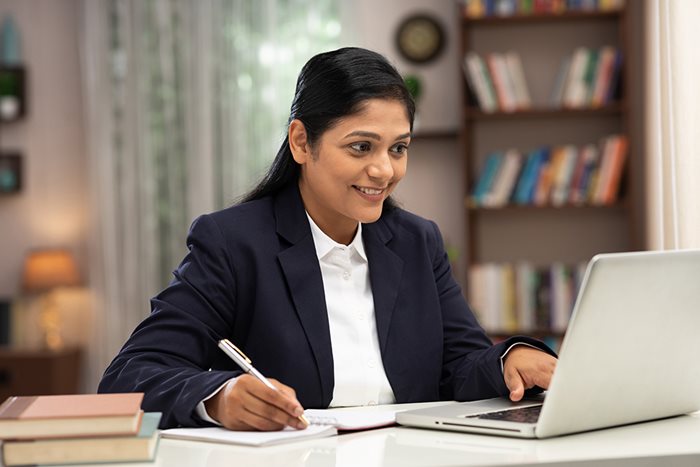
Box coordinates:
[0,347,82,401]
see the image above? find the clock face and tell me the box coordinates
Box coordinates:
[395,14,445,64]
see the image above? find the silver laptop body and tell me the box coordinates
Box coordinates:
[396,250,700,438]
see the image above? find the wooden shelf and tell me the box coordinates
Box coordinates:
[466,104,624,121]
[465,202,627,212]
[463,10,622,26]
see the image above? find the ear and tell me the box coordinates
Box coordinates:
[289,119,312,164]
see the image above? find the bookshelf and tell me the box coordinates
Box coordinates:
[458,2,637,347]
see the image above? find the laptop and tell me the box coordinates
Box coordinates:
[396,249,700,438]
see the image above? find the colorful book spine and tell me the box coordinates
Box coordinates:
[471,152,504,206]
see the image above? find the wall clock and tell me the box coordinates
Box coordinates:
[395,14,445,64]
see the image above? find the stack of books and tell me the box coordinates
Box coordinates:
[0,393,160,466]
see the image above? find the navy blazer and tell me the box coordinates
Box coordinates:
[99,183,553,428]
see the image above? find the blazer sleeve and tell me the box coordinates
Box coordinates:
[98,214,243,428]
[428,221,557,401]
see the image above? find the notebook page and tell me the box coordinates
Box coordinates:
[303,409,396,431]
[161,424,337,447]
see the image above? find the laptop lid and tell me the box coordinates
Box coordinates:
[397,250,700,438]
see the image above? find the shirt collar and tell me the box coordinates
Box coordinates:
[306,212,367,262]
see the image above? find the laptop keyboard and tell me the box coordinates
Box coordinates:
[466,405,542,423]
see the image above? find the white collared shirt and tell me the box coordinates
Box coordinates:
[306,213,396,407]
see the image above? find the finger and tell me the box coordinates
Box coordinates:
[248,380,304,419]
[240,406,287,431]
[240,389,305,429]
[269,378,297,399]
[504,367,525,401]
[222,416,256,432]
[529,367,554,390]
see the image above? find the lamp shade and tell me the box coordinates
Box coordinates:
[22,249,80,293]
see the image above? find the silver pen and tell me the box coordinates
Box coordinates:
[218,338,309,427]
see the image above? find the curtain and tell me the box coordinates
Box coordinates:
[80,0,340,391]
[645,0,700,250]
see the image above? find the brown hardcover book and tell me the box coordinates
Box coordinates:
[2,412,160,466]
[0,393,144,440]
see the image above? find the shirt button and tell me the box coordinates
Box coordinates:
[357,312,365,320]
[368,400,377,406]
[368,359,376,368]
[343,271,350,280]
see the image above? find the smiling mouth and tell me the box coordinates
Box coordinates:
[353,185,386,195]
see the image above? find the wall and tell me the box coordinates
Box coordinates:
[0,0,88,299]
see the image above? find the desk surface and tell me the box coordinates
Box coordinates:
[90,402,700,467]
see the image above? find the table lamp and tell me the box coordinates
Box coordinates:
[22,249,80,351]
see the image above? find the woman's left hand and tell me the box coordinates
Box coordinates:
[503,346,557,401]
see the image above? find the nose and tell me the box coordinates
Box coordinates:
[367,152,394,181]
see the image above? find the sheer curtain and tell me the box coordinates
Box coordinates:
[645,0,700,250]
[80,0,340,391]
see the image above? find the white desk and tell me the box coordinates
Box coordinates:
[103,403,700,467]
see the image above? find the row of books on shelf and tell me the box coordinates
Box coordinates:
[469,134,628,208]
[464,51,530,113]
[462,0,625,18]
[463,46,621,113]
[469,261,587,334]
[0,393,159,466]
[552,46,622,109]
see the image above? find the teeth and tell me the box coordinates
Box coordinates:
[357,187,383,195]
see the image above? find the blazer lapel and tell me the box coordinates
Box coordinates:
[274,184,334,406]
[363,218,404,354]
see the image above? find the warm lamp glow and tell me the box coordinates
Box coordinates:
[21,249,81,351]
[22,249,80,293]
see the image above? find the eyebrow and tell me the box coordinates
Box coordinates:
[344,131,412,141]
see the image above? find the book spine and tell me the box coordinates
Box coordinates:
[0,396,34,419]
[551,55,572,107]
[472,152,504,206]
[602,135,628,203]
[488,149,522,207]
[505,51,532,110]
[591,46,616,107]
[563,47,591,108]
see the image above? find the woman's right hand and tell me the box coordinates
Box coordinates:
[204,374,307,431]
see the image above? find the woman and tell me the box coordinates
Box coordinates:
[99,47,557,431]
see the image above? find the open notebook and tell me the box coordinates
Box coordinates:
[161,408,396,447]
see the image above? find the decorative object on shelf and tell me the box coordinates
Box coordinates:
[22,249,81,351]
[0,15,21,65]
[403,73,423,129]
[0,152,21,193]
[395,14,445,64]
[403,74,423,102]
[0,68,25,121]
[0,14,25,121]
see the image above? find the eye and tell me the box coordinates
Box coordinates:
[349,142,372,154]
[390,142,409,156]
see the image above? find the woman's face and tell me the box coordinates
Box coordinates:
[291,98,411,244]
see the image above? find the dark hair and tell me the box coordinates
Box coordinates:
[239,47,415,209]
